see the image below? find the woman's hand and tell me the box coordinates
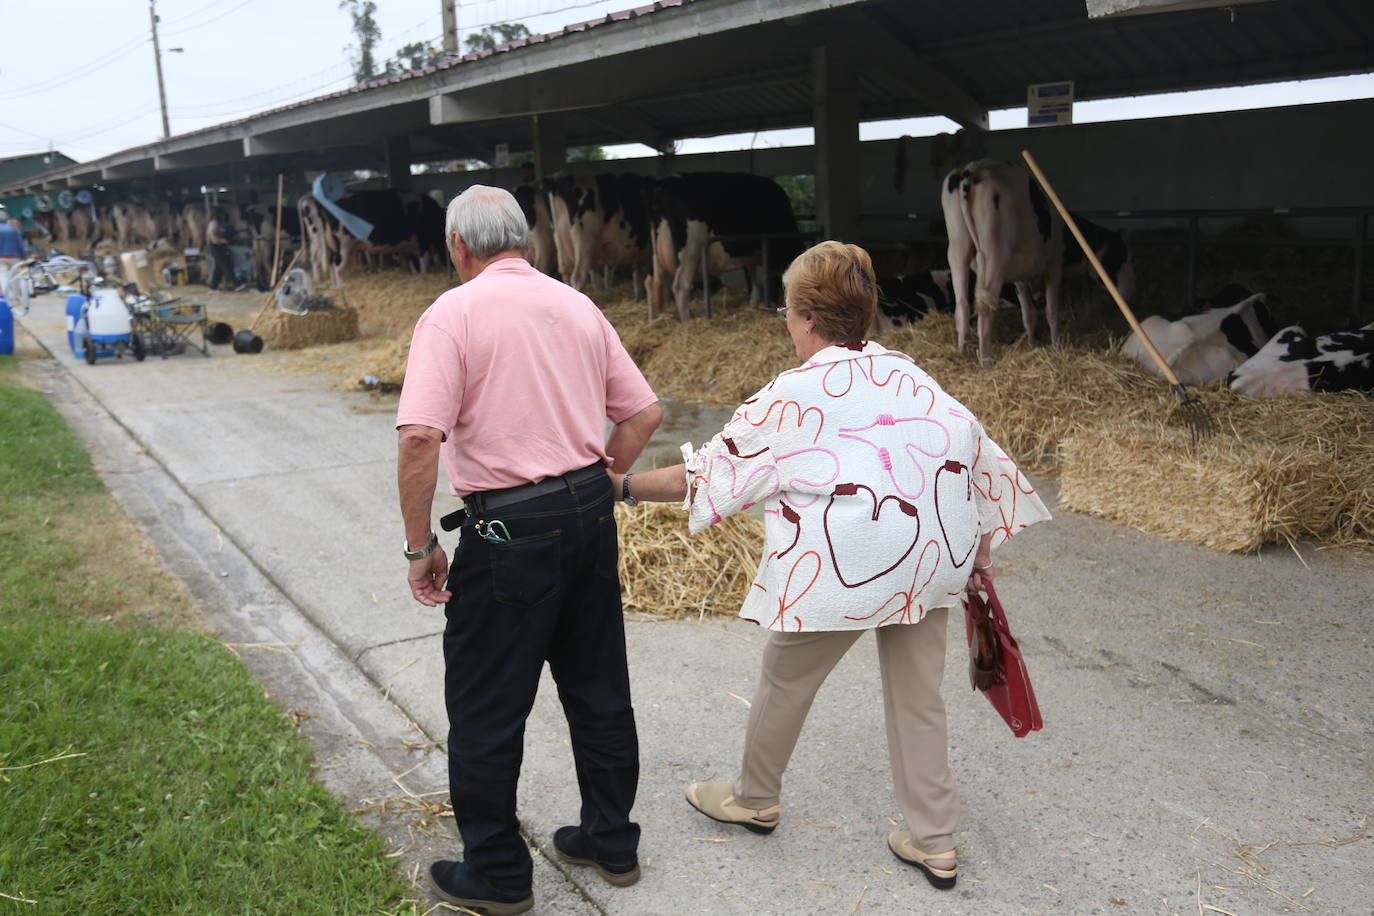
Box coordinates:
[967,557,994,593]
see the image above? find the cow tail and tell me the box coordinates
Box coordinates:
[958,169,997,317]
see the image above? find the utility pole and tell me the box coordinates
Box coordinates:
[150,0,171,138]
[442,0,459,55]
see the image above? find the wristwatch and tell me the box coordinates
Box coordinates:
[403,532,439,560]
[621,473,639,506]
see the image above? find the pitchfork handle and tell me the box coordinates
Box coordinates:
[1020,150,1184,388]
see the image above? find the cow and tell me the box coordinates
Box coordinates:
[298,189,445,286]
[1228,323,1374,397]
[180,204,208,251]
[1124,292,1276,385]
[514,182,558,277]
[546,173,653,295]
[943,159,1065,366]
[871,269,1022,336]
[943,160,1136,365]
[244,204,302,288]
[69,206,99,246]
[1062,213,1137,305]
[111,201,160,250]
[647,172,799,321]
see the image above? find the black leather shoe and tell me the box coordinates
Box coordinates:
[552,825,641,887]
[428,860,533,915]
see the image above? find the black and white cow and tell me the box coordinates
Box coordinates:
[546,173,653,295]
[942,160,1066,365]
[1062,213,1137,304]
[647,172,799,321]
[514,181,558,277]
[243,204,303,288]
[871,269,1020,335]
[298,189,445,286]
[1228,323,1374,396]
[942,159,1137,365]
[1125,291,1276,385]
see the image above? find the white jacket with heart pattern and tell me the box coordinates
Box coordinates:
[682,340,1051,632]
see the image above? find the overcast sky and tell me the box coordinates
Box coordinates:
[2,0,1372,165]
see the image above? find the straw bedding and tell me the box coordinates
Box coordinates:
[1058,423,1344,552]
[323,273,1372,555]
[614,502,763,618]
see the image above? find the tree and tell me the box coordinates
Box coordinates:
[340,0,382,84]
[385,40,444,76]
[775,175,815,220]
[464,23,532,53]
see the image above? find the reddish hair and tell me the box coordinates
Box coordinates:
[782,241,876,345]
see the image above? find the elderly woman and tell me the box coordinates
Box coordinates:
[612,241,1049,890]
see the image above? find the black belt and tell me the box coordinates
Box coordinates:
[439,462,607,531]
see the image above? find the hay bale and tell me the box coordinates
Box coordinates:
[1059,422,1342,552]
[338,270,451,336]
[258,305,360,350]
[615,502,763,618]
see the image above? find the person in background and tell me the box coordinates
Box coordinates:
[204,208,238,291]
[396,185,662,915]
[0,207,24,292]
[611,240,1050,891]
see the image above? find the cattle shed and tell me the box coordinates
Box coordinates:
[4,0,1372,300]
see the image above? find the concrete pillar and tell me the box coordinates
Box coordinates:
[532,113,565,181]
[385,135,412,190]
[811,44,861,242]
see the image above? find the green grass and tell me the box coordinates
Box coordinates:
[0,355,406,913]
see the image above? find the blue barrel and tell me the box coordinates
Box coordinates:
[66,293,87,357]
[0,294,12,356]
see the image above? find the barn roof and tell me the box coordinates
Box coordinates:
[3,0,1370,196]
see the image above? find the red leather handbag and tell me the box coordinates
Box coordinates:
[963,580,1043,737]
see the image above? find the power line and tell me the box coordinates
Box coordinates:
[0,34,152,101]
[162,0,260,38]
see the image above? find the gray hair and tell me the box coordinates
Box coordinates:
[445,185,528,260]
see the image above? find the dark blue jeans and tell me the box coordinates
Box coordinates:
[442,471,640,892]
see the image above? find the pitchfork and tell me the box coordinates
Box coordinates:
[1021,150,1218,444]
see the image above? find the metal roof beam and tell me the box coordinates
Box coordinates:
[102,159,156,181]
[1087,0,1278,19]
[581,106,674,154]
[430,58,804,127]
[848,8,988,131]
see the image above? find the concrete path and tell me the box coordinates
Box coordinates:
[16,296,1373,915]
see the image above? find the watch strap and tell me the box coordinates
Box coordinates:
[403,532,439,560]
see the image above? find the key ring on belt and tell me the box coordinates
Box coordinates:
[474,519,511,544]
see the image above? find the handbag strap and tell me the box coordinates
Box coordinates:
[982,579,1012,631]
[966,588,997,669]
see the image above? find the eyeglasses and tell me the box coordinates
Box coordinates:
[776,306,790,320]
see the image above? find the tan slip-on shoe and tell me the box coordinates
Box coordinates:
[686,781,781,835]
[887,829,958,890]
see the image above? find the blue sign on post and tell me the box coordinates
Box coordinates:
[1028,81,1074,127]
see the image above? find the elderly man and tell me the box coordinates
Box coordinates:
[396,185,662,915]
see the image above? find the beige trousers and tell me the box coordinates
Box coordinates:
[731,607,960,854]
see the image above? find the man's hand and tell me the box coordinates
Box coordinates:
[408,545,452,606]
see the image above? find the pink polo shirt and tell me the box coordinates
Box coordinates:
[396,257,658,497]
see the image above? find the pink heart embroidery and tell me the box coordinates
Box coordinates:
[823,483,921,588]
